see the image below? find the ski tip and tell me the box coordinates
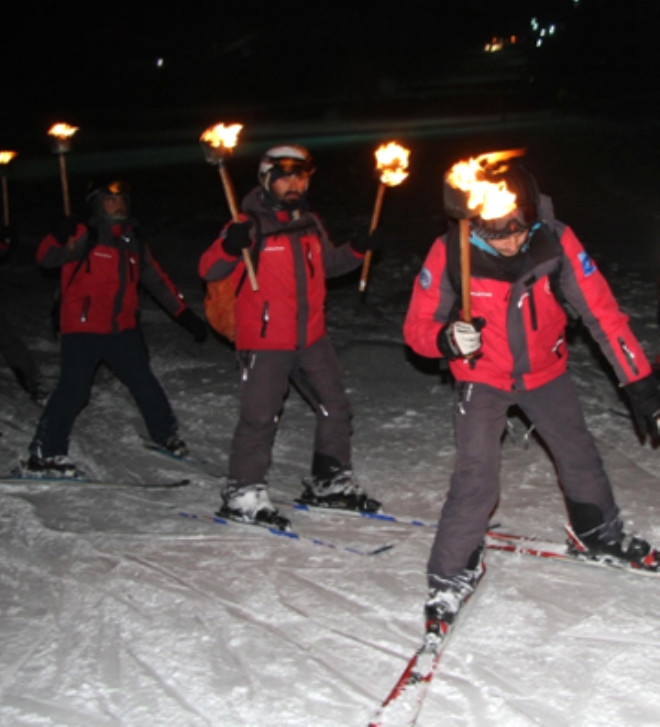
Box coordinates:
[368,543,396,556]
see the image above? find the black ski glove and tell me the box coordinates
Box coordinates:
[222,221,252,257]
[53,216,79,244]
[437,318,486,360]
[350,226,386,254]
[177,308,208,343]
[1,225,12,253]
[624,374,660,446]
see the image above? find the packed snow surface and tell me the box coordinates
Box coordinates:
[1,113,660,726]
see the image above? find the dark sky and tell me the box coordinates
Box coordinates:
[3,1,570,89]
[2,0,658,146]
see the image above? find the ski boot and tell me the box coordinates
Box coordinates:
[425,545,486,630]
[163,435,189,458]
[566,524,659,572]
[297,468,381,513]
[19,453,83,480]
[218,483,291,531]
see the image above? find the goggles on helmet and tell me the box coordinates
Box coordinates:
[473,206,535,240]
[268,157,315,178]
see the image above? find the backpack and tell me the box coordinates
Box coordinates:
[204,276,243,342]
[203,213,262,342]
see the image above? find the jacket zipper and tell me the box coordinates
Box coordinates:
[80,296,91,322]
[260,301,270,338]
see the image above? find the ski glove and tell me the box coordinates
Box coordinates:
[350,226,386,254]
[54,216,79,244]
[177,308,208,343]
[1,225,12,255]
[222,221,253,257]
[437,318,486,360]
[624,374,660,446]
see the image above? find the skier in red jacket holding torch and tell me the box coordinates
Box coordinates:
[403,155,660,629]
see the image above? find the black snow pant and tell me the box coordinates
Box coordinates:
[30,330,178,457]
[228,335,353,486]
[427,372,620,585]
[0,309,41,396]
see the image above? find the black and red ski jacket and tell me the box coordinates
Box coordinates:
[404,197,652,391]
[199,187,364,351]
[37,217,187,335]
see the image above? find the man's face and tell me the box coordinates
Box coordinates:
[102,194,128,220]
[487,230,528,257]
[270,173,310,206]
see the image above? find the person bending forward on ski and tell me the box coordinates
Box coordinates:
[199,144,382,529]
[403,159,660,626]
[25,178,207,477]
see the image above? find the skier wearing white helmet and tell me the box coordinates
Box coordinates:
[199,144,383,529]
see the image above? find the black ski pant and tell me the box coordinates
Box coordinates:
[228,335,353,486]
[30,330,178,457]
[0,309,41,396]
[428,372,620,585]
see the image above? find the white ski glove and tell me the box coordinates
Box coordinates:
[437,319,485,360]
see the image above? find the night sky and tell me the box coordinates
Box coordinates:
[2,0,658,148]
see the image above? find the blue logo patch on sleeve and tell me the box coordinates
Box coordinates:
[419,267,432,290]
[578,251,596,277]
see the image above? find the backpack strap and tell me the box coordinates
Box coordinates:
[444,221,463,321]
[64,226,99,289]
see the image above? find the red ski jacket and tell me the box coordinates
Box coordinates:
[37,218,187,335]
[199,187,364,351]
[404,211,651,392]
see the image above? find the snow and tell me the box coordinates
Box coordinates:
[2,112,660,726]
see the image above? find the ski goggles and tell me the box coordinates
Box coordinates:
[270,158,315,178]
[473,204,538,239]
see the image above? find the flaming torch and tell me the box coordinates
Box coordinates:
[359,141,410,293]
[0,151,17,245]
[200,122,258,291]
[48,123,79,216]
[443,148,525,321]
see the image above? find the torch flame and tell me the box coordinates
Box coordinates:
[200,123,243,152]
[446,149,525,220]
[375,142,410,187]
[48,123,79,140]
[0,151,17,165]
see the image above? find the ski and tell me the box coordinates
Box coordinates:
[0,474,191,489]
[178,510,394,557]
[369,590,479,726]
[295,504,660,577]
[485,527,660,577]
[288,501,433,528]
[142,439,222,479]
[369,628,448,727]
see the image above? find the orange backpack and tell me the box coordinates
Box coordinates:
[203,214,261,343]
[204,277,240,342]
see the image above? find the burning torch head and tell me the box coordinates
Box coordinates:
[471,162,540,240]
[258,144,315,194]
[86,178,132,221]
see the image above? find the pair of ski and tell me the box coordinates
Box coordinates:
[368,525,660,726]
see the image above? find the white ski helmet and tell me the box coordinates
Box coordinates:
[258,144,315,191]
